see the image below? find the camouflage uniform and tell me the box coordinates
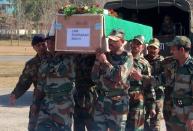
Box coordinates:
[144,54,166,131]
[161,56,176,129]
[126,55,156,131]
[11,54,47,131]
[34,53,76,131]
[74,54,96,131]
[149,36,193,131]
[152,56,193,131]
[91,51,133,131]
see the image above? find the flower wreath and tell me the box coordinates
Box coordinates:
[58,4,103,16]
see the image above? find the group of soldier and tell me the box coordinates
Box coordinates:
[8,28,193,131]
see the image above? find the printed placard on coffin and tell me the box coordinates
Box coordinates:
[55,14,103,53]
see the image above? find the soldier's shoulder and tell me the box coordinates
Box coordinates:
[26,55,40,66]
[159,55,165,61]
[185,57,193,74]
[187,57,193,67]
[188,57,193,63]
[139,56,150,65]
[162,56,176,65]
[125,51,133,58]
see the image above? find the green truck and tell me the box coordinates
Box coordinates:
[103,0,193,56]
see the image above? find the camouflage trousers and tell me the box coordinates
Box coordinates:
[92,95,129,131]
[36,95,74,131]
[167,105,193,131]
[126,109,144,131]
[125,92,145,131]
[145,99,166,131]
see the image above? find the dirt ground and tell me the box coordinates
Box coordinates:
[0,45,33,131]
[0,88,31,131]
[0,46,35,56]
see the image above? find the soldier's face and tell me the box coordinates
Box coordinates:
[131,40,144,54]
[170,46,180,59]
[108,39,123,53]
[33,42,47,55]
[147,46,159,58]
[47,38,55,53]
[164,16,171,24]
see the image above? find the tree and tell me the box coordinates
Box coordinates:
[10,0,106,38]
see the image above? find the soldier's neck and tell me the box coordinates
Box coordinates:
[178,53,189,66]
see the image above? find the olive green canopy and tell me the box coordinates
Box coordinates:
[104,0,193,12]
[103,0,193,36]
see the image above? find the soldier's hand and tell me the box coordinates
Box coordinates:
[131,68,142,81]
[96,48,107,63]
[30,104,38,116]
[149,109,156,117]
[9,94,16,106]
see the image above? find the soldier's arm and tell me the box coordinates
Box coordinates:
[32,78,45,107]
[11,62,33,99]
[100,53,133,83]
[188,76,193,120]
[91,60,101,83]
[143,62,156,111]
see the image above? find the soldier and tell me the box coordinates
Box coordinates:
[91,29,133,131]
[144,38,166,131]
[9,34,48,131]
[132,36,193,131]
[73,54,96,131]
[161,55,176,130]
[125,35,156,131]
[159,15,175,36]
[34,33,76,131]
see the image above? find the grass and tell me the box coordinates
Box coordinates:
[0,61,25,89]
[0,77,20,89]
[0,40,34,89]
[0,61,25,77]
[0,46,35,56]
[0,40,35,56]
[0,40,31,46]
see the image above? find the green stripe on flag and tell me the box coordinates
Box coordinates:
[104,15,153,43]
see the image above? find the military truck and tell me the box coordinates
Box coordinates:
[103,0,193,56]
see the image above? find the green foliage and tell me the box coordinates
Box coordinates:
[23,0,43,22]
[59,4,103,16]
[62,5,77,16]
[89,5,103,14]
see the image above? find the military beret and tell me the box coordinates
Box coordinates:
[31,34,46,46]
[148,38,160,49]
[167,36,191,48]
[133,35,145,45]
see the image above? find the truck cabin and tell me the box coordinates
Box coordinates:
[104,0,193,56]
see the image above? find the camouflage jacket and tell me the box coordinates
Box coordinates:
[153,56,193,119]
[11,54,47,99]
[74,54,96,109]
[91,51,133,94]
[75,54,96,90]
[128,55,156,110]
[145,54,165,100]
[34,53,76,105]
